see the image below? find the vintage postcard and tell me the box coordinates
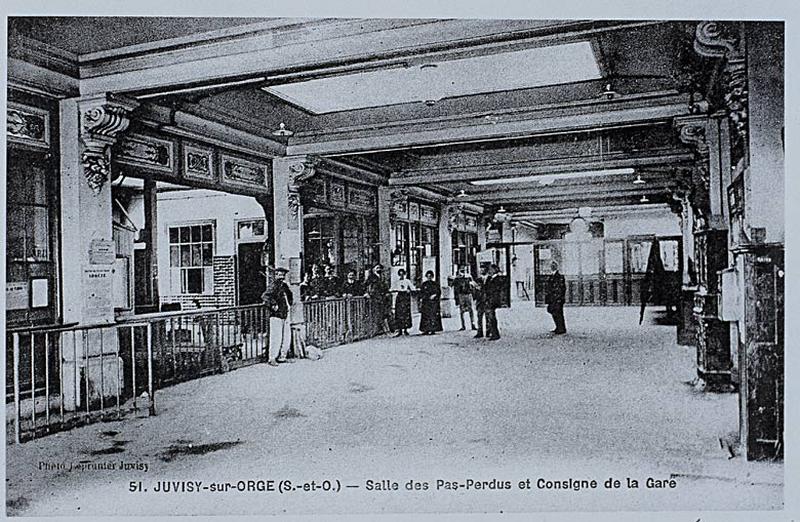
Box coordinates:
[2,2,794,521]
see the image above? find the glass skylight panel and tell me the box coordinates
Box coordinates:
[263,41,600,113]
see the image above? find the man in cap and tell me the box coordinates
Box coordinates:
[261,266,294,366]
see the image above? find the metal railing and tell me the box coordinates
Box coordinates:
[120,303,270,387]
[303,296,381,348]
[6,321,154,444]
[6,300,378,442]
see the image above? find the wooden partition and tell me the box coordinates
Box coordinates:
[532,236,681,307]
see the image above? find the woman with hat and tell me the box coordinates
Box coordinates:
[418,270,443,335]
[390,268,415,336]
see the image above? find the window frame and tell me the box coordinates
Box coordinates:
[167,220,216,296]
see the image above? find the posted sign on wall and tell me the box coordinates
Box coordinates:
[82,267,113,323]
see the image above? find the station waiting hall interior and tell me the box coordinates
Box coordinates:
[5,18,785,515]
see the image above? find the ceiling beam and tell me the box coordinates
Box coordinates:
[496,194,672,213]
[458,180,675,204]
[456,172,675,195]
[390,148,692,185]
[290,92,690,156]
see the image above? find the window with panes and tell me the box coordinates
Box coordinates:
[168,223,214,294]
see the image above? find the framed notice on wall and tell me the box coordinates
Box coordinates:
[6,282,28,310]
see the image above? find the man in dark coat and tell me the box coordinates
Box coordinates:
[484,264,503,340]
[261,266,294,366]
[472,264,489,338]
[545,261,567,334]
[364,264,392,335]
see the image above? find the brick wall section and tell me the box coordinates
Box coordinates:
[212,256,237,307]
[161,256,237,310]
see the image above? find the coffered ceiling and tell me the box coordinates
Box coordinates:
[8,17,711,215]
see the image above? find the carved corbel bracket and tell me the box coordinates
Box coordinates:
[79,95,139,194]
[694,21,744,60]
[694,21,748,142]
[674,115,710,157]
[388,189,409,229]
[286,156,321,230]
[288,156,321,191]
[445,203,465,233]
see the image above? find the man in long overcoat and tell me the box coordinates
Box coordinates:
[545,261,567,334]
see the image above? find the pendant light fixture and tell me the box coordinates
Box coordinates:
[272,122,294,137]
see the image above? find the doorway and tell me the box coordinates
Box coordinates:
[237,242,265,306]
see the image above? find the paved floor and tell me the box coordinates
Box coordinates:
[5,305,783,516]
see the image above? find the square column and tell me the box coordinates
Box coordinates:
[59,95,138,410]
[272,156,316,324]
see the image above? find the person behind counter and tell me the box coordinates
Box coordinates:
[341,270,363,296]
[307,263,324,299]
[321,264,341,298]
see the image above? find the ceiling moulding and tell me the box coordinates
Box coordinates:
[135,103,284,160]
[8,33,80,78]
[512,204,674,221]
[455,181,677,204]
[314,157,390,187]
[78,20,661,96]
[292,90,688,142]
[389,150,694,185]
[7,58,81,99]
[77,18,324,63]
[286,94,691,156]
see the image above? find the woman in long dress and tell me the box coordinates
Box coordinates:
[418,270,443,335]
[390,268,415,336]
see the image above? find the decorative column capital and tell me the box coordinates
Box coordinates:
[287,155,320,190]
[444,203,465,233]
[674,115,710,157]
[388,189,409,228]
[694,21,748,143]
[78,94,139,194]
[694,21,744,61]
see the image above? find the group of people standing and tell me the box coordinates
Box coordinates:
[451,264,505,340]
[387,267,443,336]
[299,264,364,300]
[261,259,568,366]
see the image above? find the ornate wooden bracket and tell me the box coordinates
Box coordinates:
[79,95,139,194]
[388,189,409,228]
[286,155,320,230]
[445,203,465,232]
[674,115,710,157]
[288,156,320,191]
[694,21,748,142]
